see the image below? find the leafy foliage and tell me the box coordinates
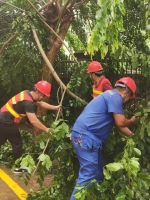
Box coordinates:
[88,0,150,85]
[5,118,77,199]
[88,0,126,58]
[1,99,150,200]
[0,0,150,200]
[0,101,150,200]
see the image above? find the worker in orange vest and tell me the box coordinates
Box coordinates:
[0,80,61,173]
[87,61,113,98]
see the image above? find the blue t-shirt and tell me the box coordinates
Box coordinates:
[72,89,124,143]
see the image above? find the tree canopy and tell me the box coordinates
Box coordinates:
[0,0,149,104]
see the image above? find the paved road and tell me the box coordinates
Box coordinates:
[0,165,51,200]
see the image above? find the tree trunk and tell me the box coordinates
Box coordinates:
[33,4,74,137]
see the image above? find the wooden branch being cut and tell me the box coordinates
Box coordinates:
[0,32,18,55]
[32,28,87,105]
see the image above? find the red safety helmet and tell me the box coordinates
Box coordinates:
[115,77,136,99]
[87,61,103,73]
[34,81,51,97]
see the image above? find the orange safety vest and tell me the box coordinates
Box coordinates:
[1,90,33,123]
[93,78,106,98]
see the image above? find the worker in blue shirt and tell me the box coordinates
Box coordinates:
[70,77,136,200]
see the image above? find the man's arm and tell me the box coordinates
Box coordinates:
[26,112,50,133]
[34,101,61,111]
[116,126,134,137]
[113,113,136,127]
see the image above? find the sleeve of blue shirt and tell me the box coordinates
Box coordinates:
[102,89,124,115]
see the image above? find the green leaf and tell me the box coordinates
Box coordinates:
[51,119,64,129]
[54,122,70,140]
[146,122,150,136]
[126,188,134,198]
[42,155,52,170]
[103,168,111,179]
[39,141,45,149]
[134,112,142,117]
[20,155,35,174]
[133,148,141,156]
[38,153,46,162]
[115,192,126,200]
[126,51,132,56]
[106,162,123,172]
[38,154,52,170]
[129,158,140,175]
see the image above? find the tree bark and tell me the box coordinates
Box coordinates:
[33,3,75,136]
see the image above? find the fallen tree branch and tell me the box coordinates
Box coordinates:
[31,28,87,105]
[32,87,66,176]
[0,32,18,55]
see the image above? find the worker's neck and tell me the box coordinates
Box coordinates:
[30,91,37,101]
[94,75,103,85]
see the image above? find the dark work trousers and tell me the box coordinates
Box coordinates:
[70,131,103,200]
[0,123,23,161]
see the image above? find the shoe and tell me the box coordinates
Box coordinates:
[13,167,28,174]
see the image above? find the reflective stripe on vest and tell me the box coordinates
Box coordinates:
[93,89,102,98]
[6,102,20,118]
[1,90,33,123]
[92,77,107,98]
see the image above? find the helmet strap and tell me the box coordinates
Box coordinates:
[34,87,38,92]
[124,91,131,99]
